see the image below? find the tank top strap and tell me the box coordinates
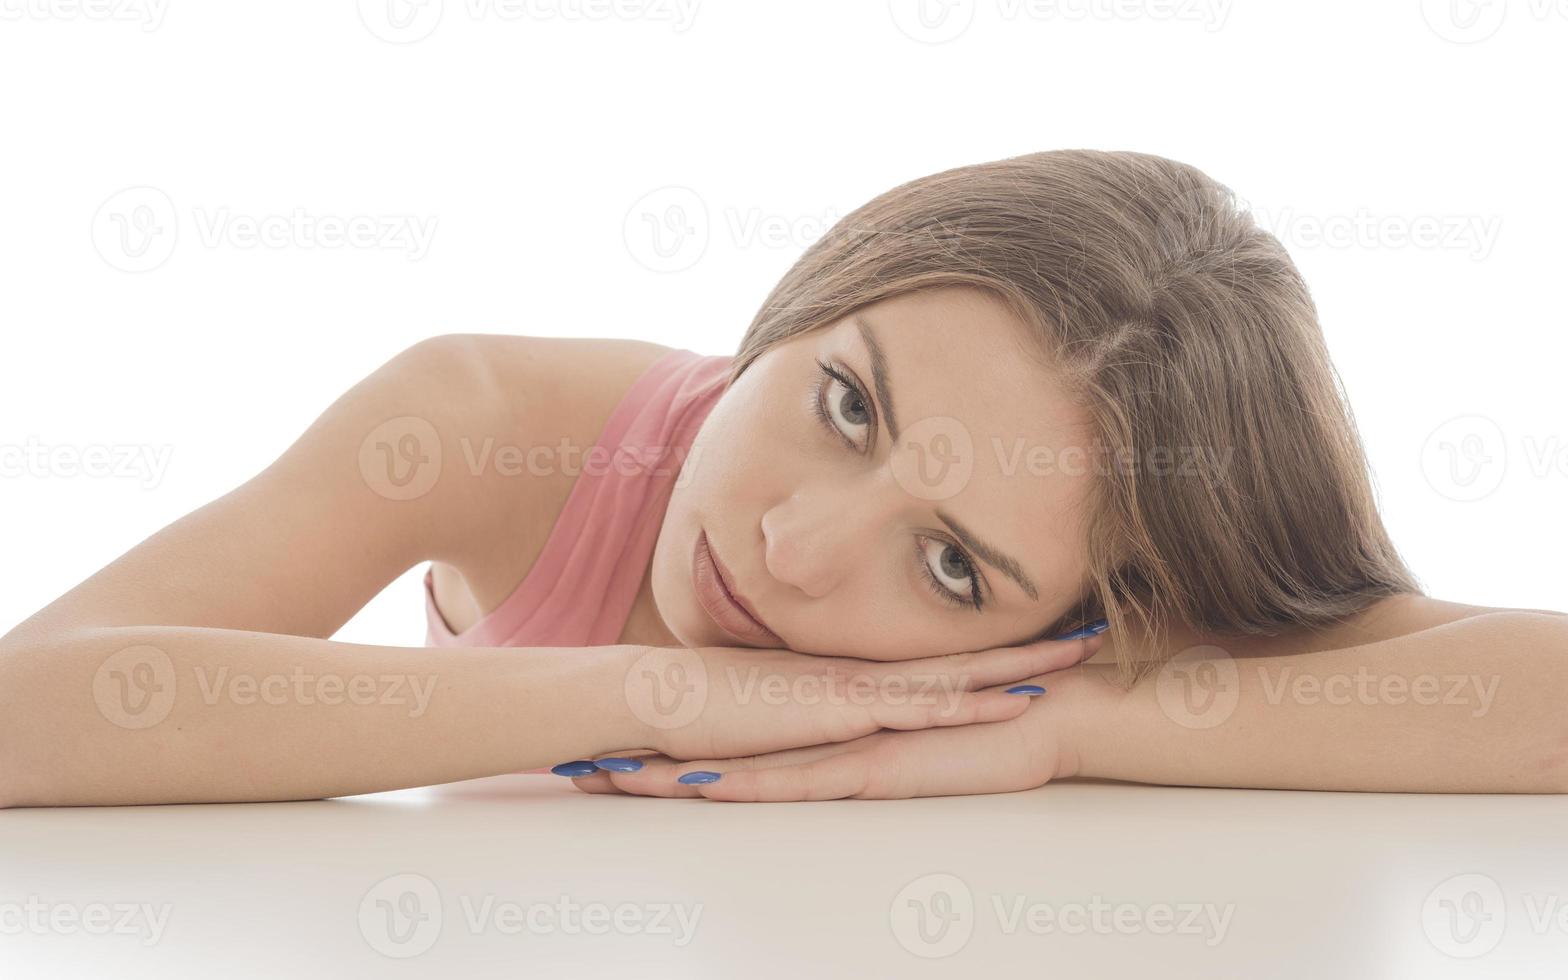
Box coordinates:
[423,347,733,648]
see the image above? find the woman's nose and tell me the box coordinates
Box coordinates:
[761,483,894,599]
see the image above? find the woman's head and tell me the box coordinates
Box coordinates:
[651,149,1421,685]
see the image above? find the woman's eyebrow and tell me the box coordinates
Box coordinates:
[851,313,1041,604]
[852,314,901,442]
[935,508,1040,602]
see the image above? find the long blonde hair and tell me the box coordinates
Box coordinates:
[729,149,1422,687]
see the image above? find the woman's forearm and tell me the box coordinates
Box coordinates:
[1058,612,1568,793]
[0,625,645,807]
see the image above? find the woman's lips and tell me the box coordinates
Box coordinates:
[692,529,782,647]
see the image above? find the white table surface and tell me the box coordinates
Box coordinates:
[4,774,1566,978]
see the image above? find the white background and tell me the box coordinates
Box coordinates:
[2,0,1563,649]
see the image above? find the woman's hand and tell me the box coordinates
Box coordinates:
[559,632,1105,798]
[613,632,1102,765]
[569,692,1066,801]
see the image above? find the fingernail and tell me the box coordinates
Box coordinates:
[550,761,598,777]
[677,770,722,785]
[1006,684,1047,696]
[593,757,644,773]
[1053,618,1109,640]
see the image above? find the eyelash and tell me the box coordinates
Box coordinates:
[810,357,986,612]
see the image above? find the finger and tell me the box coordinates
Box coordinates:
[899,632,1105,692]
[693,751,877,802]
[568,771,625,794]
[702,723,1047,802]
[608,741,856,797]
[604,756,707,798]
[865,685,1032,732]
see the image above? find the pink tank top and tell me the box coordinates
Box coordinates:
[422,347,734,649]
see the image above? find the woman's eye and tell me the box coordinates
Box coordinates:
[917,536,983,610]
[813,360,873,450]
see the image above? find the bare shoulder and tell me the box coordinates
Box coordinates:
[420,333,679,629]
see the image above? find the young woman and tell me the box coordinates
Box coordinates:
[2,149,1563,808]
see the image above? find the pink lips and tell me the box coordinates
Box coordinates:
[692,529,782,647]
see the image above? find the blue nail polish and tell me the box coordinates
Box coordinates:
[593,757,644,773]
[550,761,598,778]
[1007,684,1047,696]
[677,770,722,785]
[1053,618,1109,640]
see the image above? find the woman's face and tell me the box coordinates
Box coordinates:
[650,286,1097,661]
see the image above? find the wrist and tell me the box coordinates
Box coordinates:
[598,644,656,754]
[1039,662,1125,780]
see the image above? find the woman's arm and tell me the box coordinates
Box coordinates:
[0,626,654,806]
[578,611,1568,799]
[0,334,651,806]
[1056,610,1568,793]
